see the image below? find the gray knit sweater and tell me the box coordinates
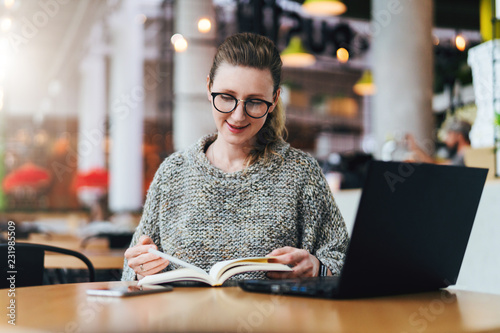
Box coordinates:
[121,134,349,281]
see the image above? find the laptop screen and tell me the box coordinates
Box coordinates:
[337,161,488,298]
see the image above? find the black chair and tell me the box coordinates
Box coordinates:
[81,232,134,249]
[0,243,95,288]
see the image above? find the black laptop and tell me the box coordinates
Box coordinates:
[239,161,488,299]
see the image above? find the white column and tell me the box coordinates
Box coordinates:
[173,0,217,151]
[371,0,434,159]
[78,23,106,173]
[108,0,145,212]
[361,95,376,153]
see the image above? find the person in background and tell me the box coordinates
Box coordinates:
[121,32,349,282]
[406,119,472,166]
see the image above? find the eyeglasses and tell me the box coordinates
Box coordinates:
[211,92,274,119]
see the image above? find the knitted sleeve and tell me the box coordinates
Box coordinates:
[121,162,166,281]
[298,157,349,276]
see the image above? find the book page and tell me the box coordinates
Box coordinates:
[138,268,215,286]
[215,263,293,286]
[209,257,274,281]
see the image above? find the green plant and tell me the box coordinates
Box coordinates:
[495,112,500,128]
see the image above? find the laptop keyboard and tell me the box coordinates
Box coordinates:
[239,276,340,298]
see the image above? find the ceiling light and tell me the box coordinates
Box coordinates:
[171,34,188,53]
[455,34,466,52]
[302,0,346,16]
[4,0,15,9]
[171,34,183,45]
[336,47,349,63]
[281,37,316,67]
[198,18,212,33]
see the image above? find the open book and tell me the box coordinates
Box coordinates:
[137,249,292,287]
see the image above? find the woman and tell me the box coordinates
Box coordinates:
[122,32,348,281]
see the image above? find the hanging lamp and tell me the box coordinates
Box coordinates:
[353,70,376,96]
[302,0,347,16]
[280,36,316,68]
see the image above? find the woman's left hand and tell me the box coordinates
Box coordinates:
[266,246,323,279]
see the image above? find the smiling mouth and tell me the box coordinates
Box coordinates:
[226,122,249,130]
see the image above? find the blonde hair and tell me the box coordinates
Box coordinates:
[208,32,287,166]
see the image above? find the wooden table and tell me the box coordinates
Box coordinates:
[2,281,500,333]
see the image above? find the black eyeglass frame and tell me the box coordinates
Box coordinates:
[210,92,274,119]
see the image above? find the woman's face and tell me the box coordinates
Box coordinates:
[207,63,280,149]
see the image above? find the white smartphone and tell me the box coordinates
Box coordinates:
[86,284,173,297]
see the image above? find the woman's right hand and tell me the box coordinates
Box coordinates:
[124,235,170,280]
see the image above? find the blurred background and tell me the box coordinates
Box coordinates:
[0,0,498,218]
